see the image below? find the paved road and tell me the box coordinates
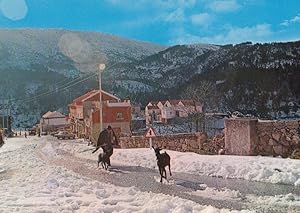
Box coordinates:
[37,139,300,213]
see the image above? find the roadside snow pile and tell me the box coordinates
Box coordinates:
[111,148,300,186]
[247,193,300,209]
[0,137,37,154]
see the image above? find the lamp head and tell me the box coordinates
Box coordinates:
[99,63,106,71]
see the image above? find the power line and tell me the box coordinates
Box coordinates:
[21,73,97,103]
[0,73,91,102]
[1,62,119,103]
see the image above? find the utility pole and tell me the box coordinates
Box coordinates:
[0,101,4,129]
[98,64,105,133]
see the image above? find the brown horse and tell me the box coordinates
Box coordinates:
[0,130,4,148]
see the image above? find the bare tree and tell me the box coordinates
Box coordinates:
[181,81,219,132]
[181,81,218,111]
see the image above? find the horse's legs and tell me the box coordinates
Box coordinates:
[159,167,163,182]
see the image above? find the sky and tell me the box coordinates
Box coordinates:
[0,0,299,45]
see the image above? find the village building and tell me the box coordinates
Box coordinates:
[40,111,68,132]
[145,99,203,125]
[131,103,143,119]
[68,90,98,138]
[68,90,131,144]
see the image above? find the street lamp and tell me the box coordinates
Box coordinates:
[98,63,105,133]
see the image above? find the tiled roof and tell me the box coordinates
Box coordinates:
[147,105,159,110]
[82,90,120,102]
[73,90,98,104]
[180,100,195,106]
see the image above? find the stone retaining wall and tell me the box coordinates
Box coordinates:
[120,133,208,153]
[256,120,300,157]
[225,118,300,157]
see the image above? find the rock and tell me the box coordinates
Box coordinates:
[268,138,276,146]
[290,149,300,159]
[189,141,199,149]
[182,144,188,151]
[292,135,300,143]
[273,145,282,155]
[218,149,225,155]
[272,132,281,141]
[282,146,291,158]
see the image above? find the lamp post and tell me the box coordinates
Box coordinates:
[98,63,106,133]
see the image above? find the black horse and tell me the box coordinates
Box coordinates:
[92,126,118,167]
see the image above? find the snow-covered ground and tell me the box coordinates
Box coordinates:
[63,140,300,186]
[0,137,256,212]
[46,137,300,211]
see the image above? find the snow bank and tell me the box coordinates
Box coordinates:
[53,139,300,186]
[113,148,300,186]
[247,193,300,210]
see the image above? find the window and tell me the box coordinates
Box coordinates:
[117,112,123,120]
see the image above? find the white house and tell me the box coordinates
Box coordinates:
[145,99,203,124]
[40,111,68,132]
[145,104,161,125]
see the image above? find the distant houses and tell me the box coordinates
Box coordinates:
[68,90,131,144]
[145,99,203,125]
[64,90,226,142]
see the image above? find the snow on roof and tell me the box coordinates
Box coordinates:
[73,90,98,104]
[42,111,52,118]
[149,99,201,107]
[74,90,120,104]
[42,111,66,119]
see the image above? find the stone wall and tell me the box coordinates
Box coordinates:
[120,133,208,153]
[225,118,300,157]
[256,120,300,157]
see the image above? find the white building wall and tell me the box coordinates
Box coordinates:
[161,107,176,119]
[45,117,68,126]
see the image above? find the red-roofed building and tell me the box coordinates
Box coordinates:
[68,90,131,143]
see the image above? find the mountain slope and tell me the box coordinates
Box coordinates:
[0,29,164,74]
[0,29,165,127]
[1,29,299,127]
[108,41,300,118]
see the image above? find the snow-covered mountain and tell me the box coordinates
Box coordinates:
[1,29,299,127]
[0,29,165,127]
[0,29,164,74]
[107,41,300,118]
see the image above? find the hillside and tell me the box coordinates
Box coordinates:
[0,29,165,127]
[107,41,300,119]
[0,29,299,127]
